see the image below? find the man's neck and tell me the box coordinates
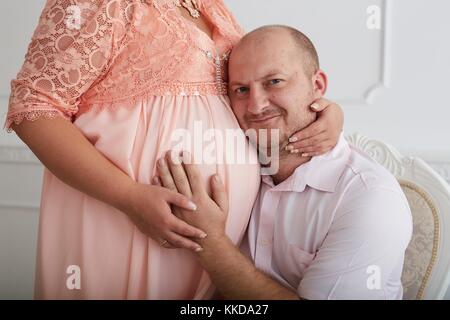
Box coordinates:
[271,151,312,185]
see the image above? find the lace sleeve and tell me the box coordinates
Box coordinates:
[4,0,124,132]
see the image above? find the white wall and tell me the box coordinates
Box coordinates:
[0,0,449,299]
[226,0,450,163]
[0,0,48,299]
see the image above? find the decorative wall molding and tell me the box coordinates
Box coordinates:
[0,139,448,212]
[225,0,393,107]
[364,0,392,104]
[0,202,39,210]
[340,0,392,106]
[0,144,449,182]
[0,145,40,165]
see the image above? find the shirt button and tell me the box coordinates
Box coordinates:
[260,239,270,246]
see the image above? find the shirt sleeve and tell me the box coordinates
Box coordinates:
[298,186,413,300]
[3,0,123,132]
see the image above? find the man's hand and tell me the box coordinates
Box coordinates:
[154,150,229,250]
[154,151,299,299]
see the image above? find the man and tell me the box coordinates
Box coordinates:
[154,25,413,299]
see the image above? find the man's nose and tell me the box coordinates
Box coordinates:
[247,87,269,114]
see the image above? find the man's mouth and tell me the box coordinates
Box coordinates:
[248,115,281,124]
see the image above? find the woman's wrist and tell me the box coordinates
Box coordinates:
[110,178,139,215]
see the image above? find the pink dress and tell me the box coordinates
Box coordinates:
[4,0,260,299]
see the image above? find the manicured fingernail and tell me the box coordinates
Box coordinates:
[311,103,320,111]
[158,158,165,166]
[301,153,309,157]
[183,151,192,158]
[170,151,182,164]
[199,233,207,239]
[195,247,204,252]
[214,174,221,182]
[289,137,298,143]
[188,201,197,211]
[290,149,299,154]
[285,145,294,151]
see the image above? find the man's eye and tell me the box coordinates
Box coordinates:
[235,87,249,94]
[269,79,282,85]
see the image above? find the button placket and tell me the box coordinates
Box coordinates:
[254,190,278,274]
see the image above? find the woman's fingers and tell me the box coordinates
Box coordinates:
[286,131,328,150]
[165,231,204,252]
[289,98,343,146]
[159,238,176,249]
[286,141,334,157]
[309,98,332,112]
[157,214,206,251]
[164,189,197,211]
[170,215,207,239]
[285,127,336,156]
[288,119,325,144]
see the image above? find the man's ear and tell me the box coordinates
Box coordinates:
[312,69,327,98]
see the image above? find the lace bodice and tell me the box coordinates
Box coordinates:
[4,0,244,132]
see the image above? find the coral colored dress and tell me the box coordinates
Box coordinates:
[4,0,260,299]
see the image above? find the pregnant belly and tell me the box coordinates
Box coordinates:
[74,94,261,241]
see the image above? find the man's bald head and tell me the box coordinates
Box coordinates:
[228,24,328,154]
[232,25,320,78]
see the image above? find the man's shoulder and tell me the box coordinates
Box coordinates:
[335,146,412,220]
[341,145,402,194]
[335,146,412,230]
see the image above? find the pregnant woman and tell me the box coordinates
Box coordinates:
[4,0,343,299]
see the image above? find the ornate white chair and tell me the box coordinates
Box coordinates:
[346,133,450,300]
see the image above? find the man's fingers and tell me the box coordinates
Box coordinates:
[210,174,228,212]
[152,176,162,186]
[157,158,178,192]
[181,151,207,197]
[166,231,203,252]
[165,189,197,211]
[165,151,192,198]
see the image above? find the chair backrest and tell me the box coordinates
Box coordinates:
[346,133,450,299]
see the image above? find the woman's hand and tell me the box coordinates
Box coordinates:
[286,98,344,156]
[120,181,207,252]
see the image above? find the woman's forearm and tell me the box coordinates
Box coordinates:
[11,116,135,212]
[11,116,207,250]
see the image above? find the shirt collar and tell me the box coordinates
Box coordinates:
[261,133,351,193]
